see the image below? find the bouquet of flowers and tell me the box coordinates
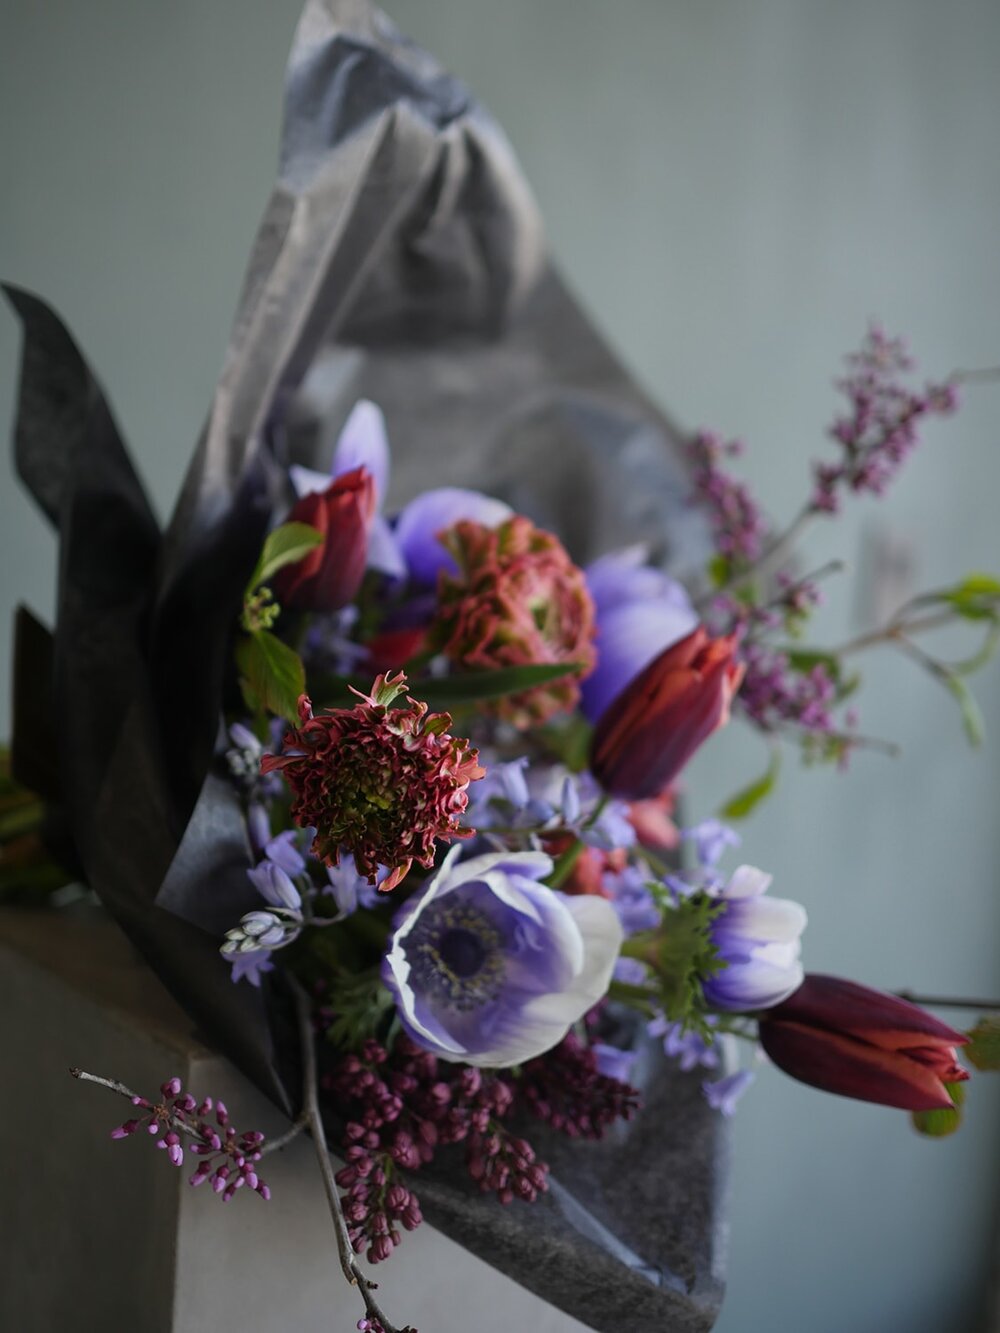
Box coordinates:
[4,4,1000,1331]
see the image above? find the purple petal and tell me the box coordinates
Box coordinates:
[580,600,698,723]
[593,1043,638,1083]
[264,830,306,878]
[702,1069,755,1116]
[393,488,512,586]
[586,548,694,617]
[228,951,274,987]
[331,400,391,503]
[366,513,407,580]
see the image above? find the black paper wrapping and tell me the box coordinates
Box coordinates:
[7,2,725,1328]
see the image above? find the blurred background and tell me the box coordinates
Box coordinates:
[2,2,999,1330]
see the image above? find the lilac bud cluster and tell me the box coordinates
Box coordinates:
[326,1037,550,1263]
[111,1076,270,1202]
[688,431,770,565]
[519,1030,640,1138]
[812,325,959,513]
[737,642,838,736]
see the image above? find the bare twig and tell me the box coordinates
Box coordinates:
[259,1114,308,1156]
[288,976,409,1333]
[70,1068,204,1142]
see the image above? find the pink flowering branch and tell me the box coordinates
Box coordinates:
[70,1068,272,1200]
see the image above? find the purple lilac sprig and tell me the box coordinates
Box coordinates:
[812,325,959,514]
[518,1029,641,1138]
[72,1070,270,1201]
[326,1036,552,1264]
[688,431,771,566]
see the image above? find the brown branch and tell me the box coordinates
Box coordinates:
[288,975,410,1333]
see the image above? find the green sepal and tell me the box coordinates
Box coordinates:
[235,630,307,722]
[964,1016,1000,1071]
[911,1079,966,1138]
[622,891,726,1035]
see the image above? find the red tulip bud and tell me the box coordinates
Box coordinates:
[272,467,376,612]
[589,626,743,799]
[759,974,969,1112]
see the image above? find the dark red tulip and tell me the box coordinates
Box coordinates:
[589,626,743,799]
[272,467,376,612]
[759,974,969,1112]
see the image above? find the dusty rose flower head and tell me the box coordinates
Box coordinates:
[260,673,485,891]
[432,515,596,727]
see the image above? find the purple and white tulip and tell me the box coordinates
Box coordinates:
[382,847,623,1067]
[703,864,807,1011]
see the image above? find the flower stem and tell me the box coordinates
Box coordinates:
[896,991,1000,1012]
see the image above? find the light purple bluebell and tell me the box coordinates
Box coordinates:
[263,829,309,878]
[382,847,623,1067]
[246,860,302,912]
[228,951,275,987]
[648,1014,721,1072]
[684,819,742,870]
[593,1043,639,1084]
[603,864,661,937]
[222,907,302,955]
[702,1069,755,1116]
[580,546,699,723]
[614,956,650,987]
[465,756,555,832]
[325,854,386,917]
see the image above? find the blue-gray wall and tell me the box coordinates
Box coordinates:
[2,3,999,1330]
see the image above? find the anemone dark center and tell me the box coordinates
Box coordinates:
[407,899,506,1012]
[438,926,487,978]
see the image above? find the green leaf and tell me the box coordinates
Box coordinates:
[785,648,841,678]
[245,521,323,596]
[313,662,588,710]
[911,1080,966,1138]
[941,573,1000,621]
[235,630,306,722]
[707,553,732,589]
[719,748,781,820]
[939,671,985,747]
[964,1017,1000,1071]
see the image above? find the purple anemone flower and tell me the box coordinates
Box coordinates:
[382,847,623,1067]
[289,398,511,587]
[703,865,807,1011]
[580,546,698,723]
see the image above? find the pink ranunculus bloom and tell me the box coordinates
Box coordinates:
[758,974,969,1112]
[589,625,743,800]
[432,515,597,727]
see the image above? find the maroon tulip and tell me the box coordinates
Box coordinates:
[272,466,376,611]
[589,626,743,799]
[759,974,969,1112]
